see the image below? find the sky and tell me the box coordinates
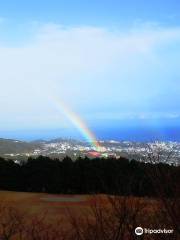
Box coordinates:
[0,1,180,140]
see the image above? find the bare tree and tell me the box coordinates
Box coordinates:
[0,202,67,240]
[143,145,180,238]
[0,203,25,240]
[66,194,149,240]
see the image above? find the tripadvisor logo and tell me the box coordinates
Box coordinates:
[135,227,174,236]
[135,227,143,235]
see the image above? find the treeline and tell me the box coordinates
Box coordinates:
[0,156,179,197]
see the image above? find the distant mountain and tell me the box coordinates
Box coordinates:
[42,138,84,144]
[0,138,85,155]
[0,138,39,154]
[31,137,79,143]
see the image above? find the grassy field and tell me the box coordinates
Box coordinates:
[0,191,157,222]
[0,191,178,240]
[0,191,99,223]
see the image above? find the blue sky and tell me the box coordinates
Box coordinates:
[0,1,180,26]
[0,1,180,139]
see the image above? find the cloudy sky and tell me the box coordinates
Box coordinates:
[0,1,180,139]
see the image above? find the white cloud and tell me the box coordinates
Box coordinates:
[0,23,180,129]
[86,112,180,121]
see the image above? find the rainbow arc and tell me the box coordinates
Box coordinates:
[51,96,102,151]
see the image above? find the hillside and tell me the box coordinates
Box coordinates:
[0,138,39,154]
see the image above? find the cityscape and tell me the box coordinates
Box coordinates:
[1,138,180,165]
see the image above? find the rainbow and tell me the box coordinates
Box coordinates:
[51,96,101,151]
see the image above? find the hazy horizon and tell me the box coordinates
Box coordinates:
[1,125,180,142]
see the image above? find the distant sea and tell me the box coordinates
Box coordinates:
[1,126,180,142]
